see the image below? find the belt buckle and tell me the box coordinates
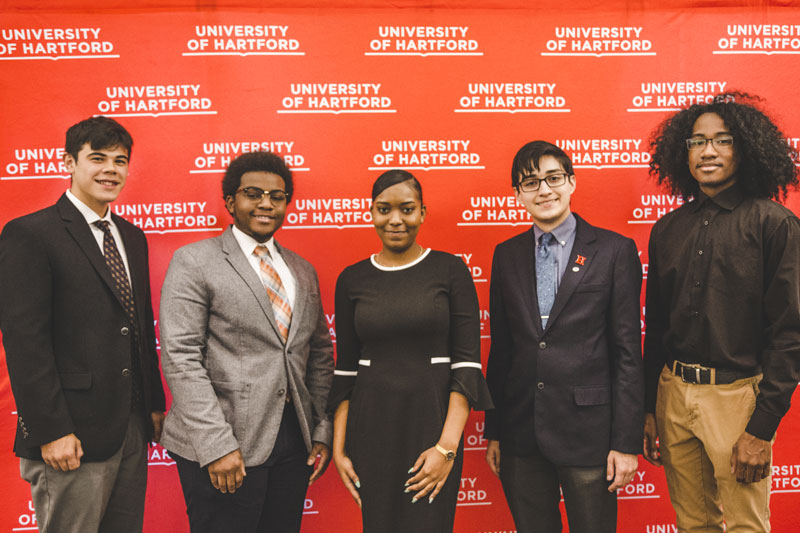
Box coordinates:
[679,363,701,384]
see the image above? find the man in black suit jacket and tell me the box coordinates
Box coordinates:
[0,116,166,533]
[484,141,644,533]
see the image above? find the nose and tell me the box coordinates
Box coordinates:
[388,209,402,225]
[256,193,273,210]
[103,158,117,173]
[537,180,555,194]
[700,139,718,157]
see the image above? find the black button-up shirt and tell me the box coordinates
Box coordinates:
[644,184,800,440]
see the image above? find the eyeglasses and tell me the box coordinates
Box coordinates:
[518,172,570,192]
[685,136,734,151]
[236,187,289,204]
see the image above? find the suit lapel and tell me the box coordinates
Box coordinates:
[511,230,543,336]
[544,215,597,331]
[221,228,283,342]
[276,241,307,348]
[57,195,127,312]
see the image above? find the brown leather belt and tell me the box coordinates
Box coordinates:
[669,359,757,385]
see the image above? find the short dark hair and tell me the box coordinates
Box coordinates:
[221,152,294,203]
[649,91,799,201]
[510,141,574,189]
[371,169,423,203]
[65,116,133,160]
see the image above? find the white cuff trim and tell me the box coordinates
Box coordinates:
[334,370,358,376]
[358,359,371,366]
[451,362,483,370]
[431,357,451,364]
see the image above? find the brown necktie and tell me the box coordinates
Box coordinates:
[95,220,143,410]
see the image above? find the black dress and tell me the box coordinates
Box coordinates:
[328,249,493,533]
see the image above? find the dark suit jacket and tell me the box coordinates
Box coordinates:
[484,214,643,466]
[0,193,166,461]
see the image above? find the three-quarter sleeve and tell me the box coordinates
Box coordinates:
[447,256,493,411]
[326,267,361,414]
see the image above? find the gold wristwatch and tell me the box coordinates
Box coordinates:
[435,443,456,461]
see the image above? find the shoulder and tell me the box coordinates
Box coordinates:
[747,197,798,222]
[2,203,58,235]
[171,234,225,264]
[574,214,636,251]
[338,257,372,280]
[493,228,533,255]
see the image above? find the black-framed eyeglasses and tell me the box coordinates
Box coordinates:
[518,172,570,192]
[236,187,289,204]
[685,136,734,151]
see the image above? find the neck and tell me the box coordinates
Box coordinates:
[534,210,570,233]
[377,243,424,267]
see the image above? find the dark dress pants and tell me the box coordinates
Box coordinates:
[499,444,617,533]
[173,405,313,533]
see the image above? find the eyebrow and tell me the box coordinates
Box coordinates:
[88,151,129,160]
[522,169,565,177]
[689,131,731,137]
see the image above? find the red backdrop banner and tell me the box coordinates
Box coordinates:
[1,2,799,532]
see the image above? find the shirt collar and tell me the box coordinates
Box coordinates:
[533,213,576,246]
[231,224,278,258]
[65,189,112,225]
[689,182,745,212]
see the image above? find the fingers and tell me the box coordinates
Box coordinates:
[485,441,501,477]
[335,456,362,507]
[308,444,332,485]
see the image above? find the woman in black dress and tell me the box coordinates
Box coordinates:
[328,170,492,532]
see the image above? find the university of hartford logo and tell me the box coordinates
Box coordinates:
[184,24,302,56]
[97,84,215,118]
[279,83,393,114]
[542,26,654,57]
[366,25,480,56]
[0,27,117,60]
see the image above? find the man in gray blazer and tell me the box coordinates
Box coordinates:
[159,151,334,533]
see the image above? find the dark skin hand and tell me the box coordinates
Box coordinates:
[643,413,662,466]
[307,442,332,486]
[208,449,246,494]
[731,431,771,483]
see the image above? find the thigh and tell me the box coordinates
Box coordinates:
[557,464,616,533]
[657,367,724,532]
[694,377,770,532]
[173,453,269,533]
[20,447,123,533]
[499,451,561,533]
[257,450,312,533]
[99,414,148,533]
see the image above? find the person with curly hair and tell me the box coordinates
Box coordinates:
[643,92,800,532]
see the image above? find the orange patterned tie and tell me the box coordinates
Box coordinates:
[254,245,292,343]
[95,220,143,409]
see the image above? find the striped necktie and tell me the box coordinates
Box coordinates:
[254,245,292,343]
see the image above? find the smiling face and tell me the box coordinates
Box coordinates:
[514,154,576,232]
[371,180,426,254]
[688,112,739,197]
[225,171,287,243]
[65,143,129,216]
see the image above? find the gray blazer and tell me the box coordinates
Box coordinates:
[159,227,334,467]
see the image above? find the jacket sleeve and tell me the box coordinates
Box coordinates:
[304,268,335,447]
[607,238,645,455]
[159,246,240,467]
[484,246,512,440]
[0,218,76,447]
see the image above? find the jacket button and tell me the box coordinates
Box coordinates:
[537,382,545,390]
[278,389,286,395]
[121,327,130,336]
[539,341,547,349]
[122,368,131,376]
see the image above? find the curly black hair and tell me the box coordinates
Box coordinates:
[649,92,798,201]
[221,151,293,203]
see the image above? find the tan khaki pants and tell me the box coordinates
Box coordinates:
[655,365,771,533]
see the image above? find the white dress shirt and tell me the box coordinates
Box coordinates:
[65,189,132,287]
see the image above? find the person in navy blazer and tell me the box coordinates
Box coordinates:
[0,116,166,533]
[484,141,644,533]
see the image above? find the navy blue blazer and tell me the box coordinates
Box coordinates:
[484,214,644,466]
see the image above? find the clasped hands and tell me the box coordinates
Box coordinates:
[334,444,455,508]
